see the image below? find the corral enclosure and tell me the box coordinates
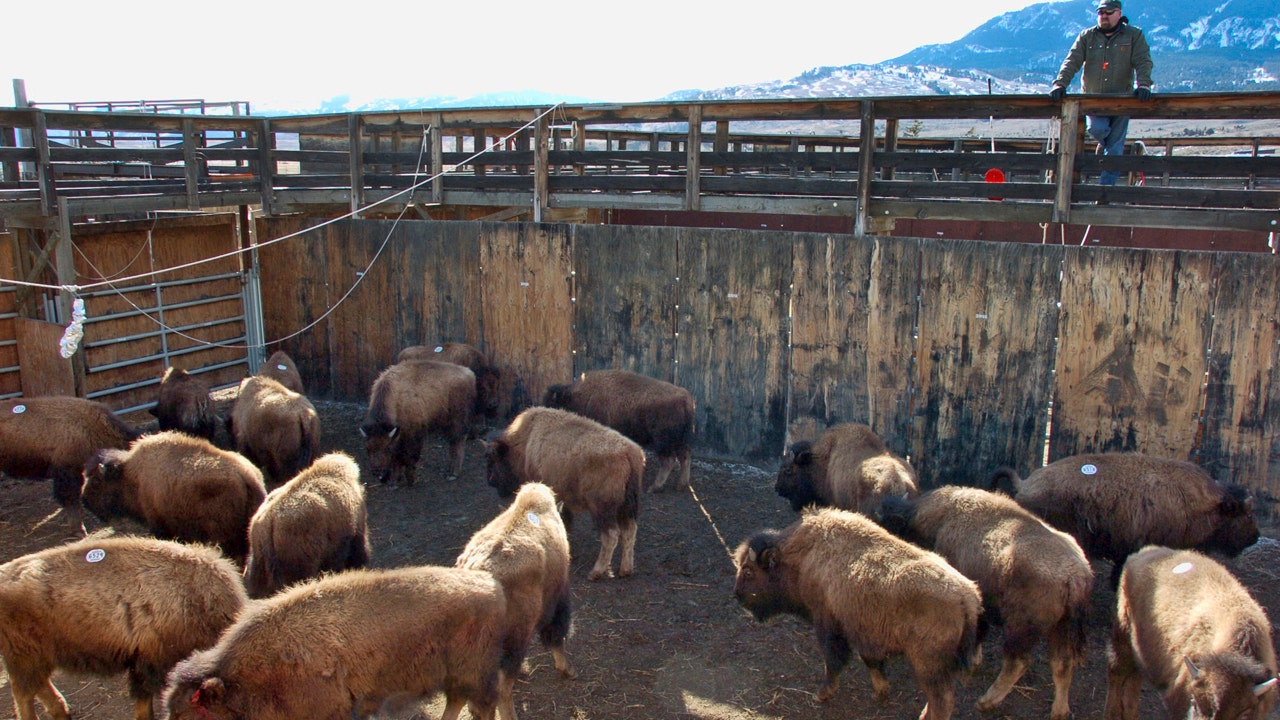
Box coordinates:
[256,216,1279,499]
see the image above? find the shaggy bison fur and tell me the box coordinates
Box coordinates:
[733,508,982,720]
[229,375,321,485]
[398,342,502,420]
[486,406,643,581]
[775,422,919,516]
[542,369,694,492]
[150,367,219,443]
[361,359,476,485]
[81,430,266,563]
[257,350,304,394]
[0,536,246,720]
[243,452,372,598]
[1105,546,1278,720]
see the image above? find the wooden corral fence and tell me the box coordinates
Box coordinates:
[256,217,1280,506]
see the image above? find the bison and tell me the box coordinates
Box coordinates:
[486,406,643,581]
[398,342,502,420]
[457,482,574,718]
[0,396,140,532]
[733,508,982,720]
[775,422,919,516]
[162,566,510,720]
[150,366,219,443]
[360,359,476,485]
[243,451,372,598]
[257,350,304,394]
[542,369,694,492]
[996,452,1260,585]
[878,485,1094,720]
[229,374,321,485]
[81,430,267,563]
[0,536,247,720]
[1105,545,1278,720]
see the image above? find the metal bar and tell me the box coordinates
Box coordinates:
[86,337,248,374]
[83,313,246,346]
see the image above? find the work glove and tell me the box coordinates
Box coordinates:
[1135,87,1152,101]
[1049,87,1065,102]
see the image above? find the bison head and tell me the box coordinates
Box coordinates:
[1202,483,1260,558]
[732,529,804,622]
[484,435,522,498]
[541,383,574,409]
[359,420,399,484]
[775,441,821,512]
[1181,654,1278,720]
[875,492,919,541]
[80,448,130,521]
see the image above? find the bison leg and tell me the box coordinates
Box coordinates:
[861,655,890,701]
[540,591,576,678]
[676,447,691,489]
[9,671,69,720]
[917,681,956,720]
[814,624,850,703]
[1103,641,1143,720]
[1046,616,1081,720]
[617,518,638,578]
[975,655,1027,712]
[447,433,467,478]
[51,469,86,535]
[650,455,680,492]
[588,525,620,581]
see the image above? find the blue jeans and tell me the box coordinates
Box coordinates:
[1087,115,1129,186]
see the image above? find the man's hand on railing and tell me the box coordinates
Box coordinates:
[1134,87,1152,101]
[1049,87,1065,102]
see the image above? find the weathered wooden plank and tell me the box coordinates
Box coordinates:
[1199,252,1280,499]
[912,240,1063,487]
[479,223,574,414]
[393,220,483,358]
[1050,247,1213,460]
[257,217,335,396]
[15,318,75,396]
[323,220,403,399]
[572,225,678,381]
[677,228,791,459]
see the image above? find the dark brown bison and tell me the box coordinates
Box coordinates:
[486,406,643,580]
[360,359,476,485]
[1106,546,1278,720]
[162,566,510,720]
[150,366,219,442]
[997,452,1260,585]
[243,452,371,598]
[81,430,267,563]
[775,422,918,515]
[542,369,694,492]
[257,350,304,394]
[398,342,502,419]
[457,482,574,718]
[0,396,140,532]
[0,536,247,720]
[733,508,982,720]
[229,374,321,485]
[878,485,1094,720]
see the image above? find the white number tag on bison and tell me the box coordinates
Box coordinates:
[435,346,444,353]
[1080,464,1098,475]
[11,404,25,414]
[276,364,288,371]
[85,549,106,563]
[1172,562,1194,574]
[527,512,541,527]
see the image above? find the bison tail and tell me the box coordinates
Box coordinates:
[619,453,643,523]
[952,614,982,673]
[986,466,1022,496]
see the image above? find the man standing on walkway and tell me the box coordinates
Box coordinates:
[1049,0,1154,186]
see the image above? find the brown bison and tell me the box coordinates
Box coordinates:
[775,422,919,515]
[257,350,304,394]
[878,485,1094,720]
[0,396,140,531]
[398,342,502,419]
[997,452,1260,585]
[0,536,247,720]
[1105,546,1278,720]
[486,406,643,581]
[360,359,476,485]
[733,508,982,720]
[457,482,574,718]
[229,374,321,485]
[162,566,510,720]
[243,452,372,598]
[150,366,219,443]
[81,430,267,563]
[542,369,694,492]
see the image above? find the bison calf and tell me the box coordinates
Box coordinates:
[457,482,574,719]
[257,350,304,394]
[486,406,643,580]
[1000,452,1260,585]
[734,508,982,720]
[0,536,247,720]
[1105,546,1278,720]
[230,374,321,485]
[163,566,510,720]
[543,369,694,492]
[81,430,267,562]
[361,359,476,485]
[151,366,219,443]
[244,451,372,598]
[879,485,1094,720]
[775,422,918,516]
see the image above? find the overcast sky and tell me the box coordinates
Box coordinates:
[5,0,1051,112]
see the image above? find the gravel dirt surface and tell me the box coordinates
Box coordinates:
[2,398,1278,720]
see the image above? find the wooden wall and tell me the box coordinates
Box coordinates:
[257,217,1280,501]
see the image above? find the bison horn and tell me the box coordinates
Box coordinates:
[389,427,398,439]
[1183,656,1202,680]
[358,427,367,438]
[1254,678,1278,696]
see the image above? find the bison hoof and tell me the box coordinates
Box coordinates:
[816,685,838,703]
[587,569,612,581]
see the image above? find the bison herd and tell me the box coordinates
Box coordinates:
[0,344,1276,720]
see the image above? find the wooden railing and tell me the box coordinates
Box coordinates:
[1,92,1278,235]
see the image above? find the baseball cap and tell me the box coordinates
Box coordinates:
[1097,0,1121,10]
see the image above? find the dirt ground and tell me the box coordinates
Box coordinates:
[3,398,1279,720]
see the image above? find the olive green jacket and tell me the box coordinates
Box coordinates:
[1053,21,1154,94]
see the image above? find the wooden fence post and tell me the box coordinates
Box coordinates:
[255,118,275,217]
[855,99,875,236]
[430,113,444,205]
[685,105,702,212]
[182,118,200,211]
[348,114,365,214]
[1052,99,1079,224]
[534,111,549,222]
